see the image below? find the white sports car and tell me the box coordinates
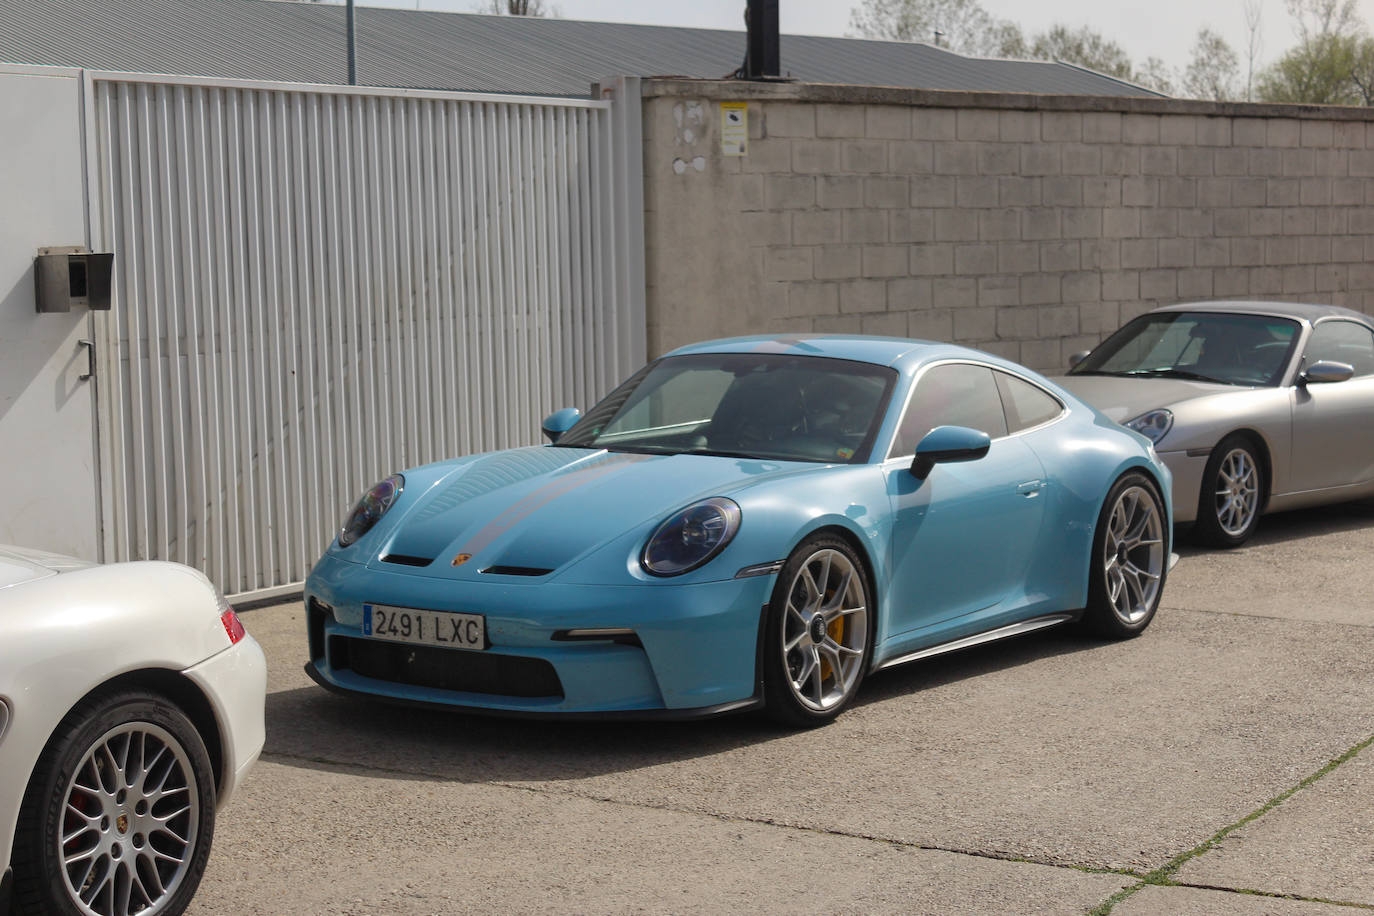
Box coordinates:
[0,546,266,916]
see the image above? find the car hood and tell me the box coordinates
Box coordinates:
[0,544,97,590]
[368,446,823,578]
[1052,375,1238,422]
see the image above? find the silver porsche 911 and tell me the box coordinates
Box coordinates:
[1056,301,1374,547]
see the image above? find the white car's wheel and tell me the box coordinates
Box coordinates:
[12,690,216,916]
[1194,434,1264,548]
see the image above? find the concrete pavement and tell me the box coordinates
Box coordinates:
[190,501,1374,914]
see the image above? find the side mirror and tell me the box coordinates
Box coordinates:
[541,407,581,443]
[910,425,991,480]
[1068,349,1091,369]
[1300,360,1355,385]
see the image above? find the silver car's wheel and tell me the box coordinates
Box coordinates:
[764,536,873,726]
[1214,447,1260,537]
[1195,434,1265,548]
[1101,485,1165,625]
[1083,471,1167,638]
[12,691,216,916]
[58,723,201,915]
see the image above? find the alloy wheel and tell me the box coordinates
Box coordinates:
[1214,447,1260,537]
[1102,485,1165,625]
[58,721,201,916]
[781,548,869,711]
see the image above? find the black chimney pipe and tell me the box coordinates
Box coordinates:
[743,0,780,79]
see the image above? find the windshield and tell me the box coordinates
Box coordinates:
[558,353,897,463]
[1070,311,1301,387]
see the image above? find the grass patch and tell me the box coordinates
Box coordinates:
[1087,732,1374,914]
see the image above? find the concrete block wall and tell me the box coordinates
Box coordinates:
[639,80,1374,372]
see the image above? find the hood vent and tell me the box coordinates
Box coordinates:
[481,565,553,577]
[381,553,435,567]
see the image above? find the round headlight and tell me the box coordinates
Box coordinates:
[338,474,404,548]
[1125,409,1173,444]
[642,498,741,577]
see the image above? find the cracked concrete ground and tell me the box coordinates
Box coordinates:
[190,501,1374,914]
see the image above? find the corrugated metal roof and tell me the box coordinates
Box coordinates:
[0,0,1161,98]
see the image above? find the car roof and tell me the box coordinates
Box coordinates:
[1152,300,1374,327]
[662,334,1026,375]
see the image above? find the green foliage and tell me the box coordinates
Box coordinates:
[1256,0,1368,104]
[848,0,1009,56]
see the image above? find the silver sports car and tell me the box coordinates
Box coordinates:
[1057,301,1374,547]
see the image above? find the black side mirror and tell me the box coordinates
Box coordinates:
[1299,360,1355,386]
[910,425,992,480]
[541,407,582,443]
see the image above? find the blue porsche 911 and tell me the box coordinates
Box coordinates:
[304,335,1172,726]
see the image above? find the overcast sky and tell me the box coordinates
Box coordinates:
[362,0,1374,82]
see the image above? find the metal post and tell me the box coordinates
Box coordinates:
[744,0,780,79]
[346,0,357,86]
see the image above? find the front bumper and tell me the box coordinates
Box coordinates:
[1157,448,1209,524]
[304,554,776,716]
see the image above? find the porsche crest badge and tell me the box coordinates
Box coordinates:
[451,553,473,567]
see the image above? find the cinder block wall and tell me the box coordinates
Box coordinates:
[639,79,1374,372]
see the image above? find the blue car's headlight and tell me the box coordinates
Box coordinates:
[338,474,404,548]
[642,497,741,577]
[1125,409,1173,444]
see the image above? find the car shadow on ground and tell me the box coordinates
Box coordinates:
[262,625,1107,784]
[1173,499,1374,559]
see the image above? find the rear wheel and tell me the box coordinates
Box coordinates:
[12,690,216,916]
[763,535,874,727]
[1082,472,1167,638]
[1193,434,1264,548]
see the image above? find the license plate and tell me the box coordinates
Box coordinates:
[362,603,486,650]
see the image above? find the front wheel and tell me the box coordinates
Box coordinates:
[1082,472,1168,638]
[1193,434,1264,548]
[11,690,217,916]
[762,535,874,727]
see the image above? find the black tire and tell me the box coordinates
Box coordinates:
[762,534,875,727]
[11,690,216,916]
[1081,472,1168,639]
[1193,434,1265,548]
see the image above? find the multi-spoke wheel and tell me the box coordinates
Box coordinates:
[763,535,873,726]
[1083,472,1168,638]
[1194,434,1264,547]
[12,691,215,916]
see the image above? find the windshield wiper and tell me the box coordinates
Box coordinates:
[1124,367,1229,384]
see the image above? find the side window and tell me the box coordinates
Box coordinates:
[890,364,1008,457]
[1304,321,1374,377]
[995,371,1064,433]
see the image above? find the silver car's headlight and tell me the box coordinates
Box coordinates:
[338,474,404,548]
[1125,409,1173,444]
[642,498,741,576]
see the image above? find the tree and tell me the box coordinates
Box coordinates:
[1256,0,1365,103]
[1135,57,1175,96]
[1242,0,1264,100]
[1024,24,1135,80]
[1180,28,1240,100]
[848,0,1015,57]
[481,0,554,15]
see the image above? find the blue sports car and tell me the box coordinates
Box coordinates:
[304,335,1172,726]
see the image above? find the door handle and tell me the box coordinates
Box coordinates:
[78,339,96,381]
[1016,479,1046,496]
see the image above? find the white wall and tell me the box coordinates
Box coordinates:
[0,66,100,559]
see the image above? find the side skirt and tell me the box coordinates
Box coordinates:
[872,613,1075,673]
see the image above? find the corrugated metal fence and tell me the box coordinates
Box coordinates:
[88,74,645,600]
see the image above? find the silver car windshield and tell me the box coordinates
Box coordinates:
[1071,312,1301,387]
[558,353,897,464]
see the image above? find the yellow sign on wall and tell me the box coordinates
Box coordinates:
[721,102,748,156]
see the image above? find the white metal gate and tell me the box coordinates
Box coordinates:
[87,73,645,600]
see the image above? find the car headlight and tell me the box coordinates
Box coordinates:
[642,497,741,577]
[338,474,404,548]
[1125,409,1173,444]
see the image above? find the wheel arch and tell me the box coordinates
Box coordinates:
[62,670,226,799]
